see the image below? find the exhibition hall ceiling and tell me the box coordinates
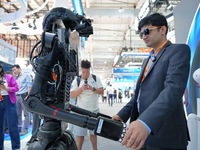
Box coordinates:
[0,0,181,79]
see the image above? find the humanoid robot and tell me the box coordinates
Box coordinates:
[25,7,126,150]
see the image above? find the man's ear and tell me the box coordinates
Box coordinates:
[160,26,167,35]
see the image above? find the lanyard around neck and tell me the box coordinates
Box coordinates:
[153,40,168,56]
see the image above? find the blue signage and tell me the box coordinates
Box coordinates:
[112,67,141,74]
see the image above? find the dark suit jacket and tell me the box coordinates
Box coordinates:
[118,41,190,149]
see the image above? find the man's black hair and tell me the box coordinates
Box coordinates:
[138,13,168,34]
[12,64,21,69]
[81,60,91,69]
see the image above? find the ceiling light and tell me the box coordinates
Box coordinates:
[113,55,120,66]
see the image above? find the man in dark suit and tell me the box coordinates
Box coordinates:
[112,13,190,150]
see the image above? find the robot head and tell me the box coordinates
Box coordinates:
[193,68,200,84]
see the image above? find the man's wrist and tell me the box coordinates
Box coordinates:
[137,119,151,134]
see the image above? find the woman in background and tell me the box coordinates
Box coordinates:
[0,65,20,150]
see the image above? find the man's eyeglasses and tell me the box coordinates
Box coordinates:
[139,26,161,39]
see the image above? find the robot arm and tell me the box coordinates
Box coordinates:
[25,8,126,149]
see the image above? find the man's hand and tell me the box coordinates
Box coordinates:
[121,120,149,150]
[71,84,93,99]
[112,115,123,122]
[81,84,93,91]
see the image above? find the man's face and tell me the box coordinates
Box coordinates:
[140,25,162,48]
[81,68,90,80]
[12,67,20,76]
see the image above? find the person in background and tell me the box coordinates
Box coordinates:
[129,87,134,98]
[107,84,114,106]
[102,88,107,103]
[118,88,122,103]
[112,13,190,150]
[0,65,20,150]
[3,70,14,135]
[70,60,103,150]
[113,88,117,103]
[11,64,32,136]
